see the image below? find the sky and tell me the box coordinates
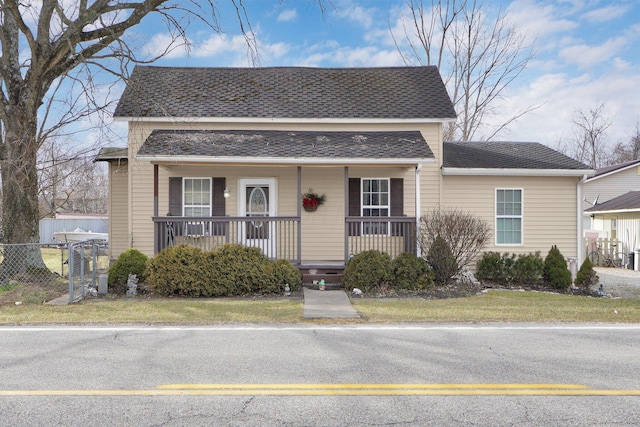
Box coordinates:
[109,0,640,152]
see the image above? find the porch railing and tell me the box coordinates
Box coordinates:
[345,216,417,261]
[153,216,301,263]
[153,216,418,264]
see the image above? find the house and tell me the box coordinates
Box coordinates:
[97,65,592,277]
[581,160,640,262]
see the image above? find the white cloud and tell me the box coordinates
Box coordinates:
[142,33,190,60]
[278,9,298,22]
[581,5,629,23]
[559,37,628,68]
[299,45,402,67]
[506,0,579,46]
[335,4,376,29]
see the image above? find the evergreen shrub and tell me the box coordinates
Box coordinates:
[342,250,393,293]
[270,259,302,292]
[574,257,598,290]
[543,245,572,289]
[146,246,212,296]
[391,252,433,290]
[108,248,148,294]
[426,235,458,286]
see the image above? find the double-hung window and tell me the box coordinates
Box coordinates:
[496,188,522,245]
[362,178,390,235]
[183,178,211,236]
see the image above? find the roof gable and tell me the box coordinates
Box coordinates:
[114,66,457,120]
[443,141,592,171]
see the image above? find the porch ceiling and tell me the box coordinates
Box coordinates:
[136,130,434,164]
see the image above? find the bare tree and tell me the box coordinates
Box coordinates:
[38,138,108,218]
[559,103,612,169]
[610,123,640,164]
[0,0,268,273]
[418,207,491,276]
[391,0,536,141]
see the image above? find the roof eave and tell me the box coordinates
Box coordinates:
[113,116,456,124]
[442,167,594,177]
[586,161,640,182]
[587,208,640,215]
[136,155,436,165]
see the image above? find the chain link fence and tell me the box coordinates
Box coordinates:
[0,241,109,303]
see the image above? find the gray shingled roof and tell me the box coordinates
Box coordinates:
[585,191,640,213]
[137,130,434,160]
[94,147,128,162]
[443,141,592,170]
[590,159,640,179]
[114,66,457,119]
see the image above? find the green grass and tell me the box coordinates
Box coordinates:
[352,291,640,323]
[0,291,639,324]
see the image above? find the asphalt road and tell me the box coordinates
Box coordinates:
[1,324,639,426]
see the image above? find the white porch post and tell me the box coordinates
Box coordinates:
[415,163,422,257]
[577,174,588,265]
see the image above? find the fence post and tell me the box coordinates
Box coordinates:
[68,244,74,303]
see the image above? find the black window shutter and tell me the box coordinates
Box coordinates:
[390,178,404,236]
[348,178,361,236]
[168,177,182,216]
[212,177,226,216]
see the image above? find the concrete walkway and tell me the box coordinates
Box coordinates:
[303,288,360,319]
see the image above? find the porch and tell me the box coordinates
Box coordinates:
[152,215,417,265]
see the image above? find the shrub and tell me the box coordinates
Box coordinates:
[391,252,433,290]
[475,252,507,282]
[543,245,572,290]
[342,250,393,293]
[426,235,459,286]
[108,249,148,294]
[270,259,302,292]
[419,208,491,276]
[208,244,272,296]
[146,246,212,296]
[512,252,544,286]
[574,257,598,290]
[477,252,543,286]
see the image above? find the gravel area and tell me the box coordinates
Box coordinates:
[594,267,640,299]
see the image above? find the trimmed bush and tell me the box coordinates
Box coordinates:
[512,252,544,286]
[208,244,272,296]
[475,251,507,282]
[426,235,458,286]
[146,246,212,296]
[271,259,302,292]
[543,245,572,290]
[342,250,393,293]
[108,249,148,294]
[575,257,598,290]
[391,252,433,290]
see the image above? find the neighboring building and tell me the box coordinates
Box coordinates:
[97,65,592,271]
[582,160,640,258]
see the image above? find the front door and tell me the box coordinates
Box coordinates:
[239,178,277,257]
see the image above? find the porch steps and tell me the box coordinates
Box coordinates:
[300,266,344,289]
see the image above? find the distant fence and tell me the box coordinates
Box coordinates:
[39,218,108,245]
[0,241,108,303]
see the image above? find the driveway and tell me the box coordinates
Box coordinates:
[594,267,640,298]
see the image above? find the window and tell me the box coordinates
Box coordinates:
[496,189,522,245]
[183,178,212,216]
[362,178,389,235]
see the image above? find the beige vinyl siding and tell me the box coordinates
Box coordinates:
[108,161,129,260]
[443,175,581,258]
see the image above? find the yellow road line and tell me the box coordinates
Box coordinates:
[1,384,639,396]
[158,383,590,390]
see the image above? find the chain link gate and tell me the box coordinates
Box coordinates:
[0,241,108,304]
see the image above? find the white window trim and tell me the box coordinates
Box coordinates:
[495,188,524,246]
[361,177,390,236]
[183,177,212,217]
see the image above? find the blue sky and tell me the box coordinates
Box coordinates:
[110,0,639,151]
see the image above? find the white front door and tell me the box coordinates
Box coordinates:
[239,178,277,257]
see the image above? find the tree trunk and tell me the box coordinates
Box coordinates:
[1,104,47,276]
